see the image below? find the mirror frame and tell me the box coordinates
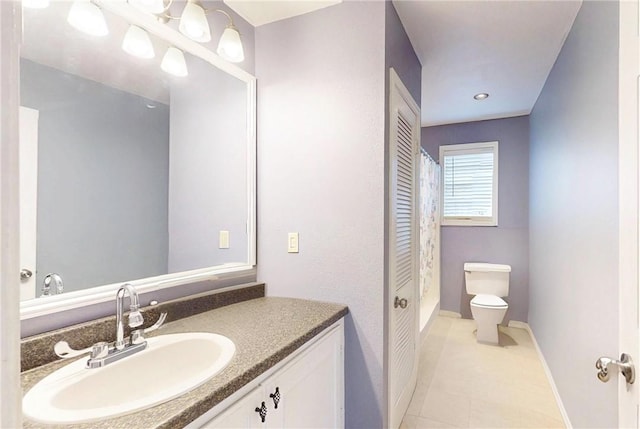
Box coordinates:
[20,0,257,320]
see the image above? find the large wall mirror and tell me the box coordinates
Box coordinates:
[19,1,256,319]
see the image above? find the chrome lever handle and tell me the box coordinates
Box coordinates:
[146,312,167,333]
[596,353,635,384]
[54,341,93,359]
[131,312,167,345]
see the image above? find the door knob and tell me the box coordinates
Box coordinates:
[20,269,33,280]
[394,296,408,309]
[596,353,635,384]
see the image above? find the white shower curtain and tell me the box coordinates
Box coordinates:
[419,150,440,300]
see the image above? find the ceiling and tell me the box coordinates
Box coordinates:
[392,0,582,126]
[223,0,342,27]
[224,0,581,127]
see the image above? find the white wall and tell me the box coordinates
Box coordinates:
[255,2,387,427]
[529,2,619,427]
[0,1,22,426]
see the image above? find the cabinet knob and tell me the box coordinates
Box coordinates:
[255,401,267,423]
[269,386,281,409]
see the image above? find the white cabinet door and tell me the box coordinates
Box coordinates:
[202,387,265,429]
[265,326,344,429]
[198,322,344,429]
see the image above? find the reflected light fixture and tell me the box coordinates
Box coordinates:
[178,0,211,43]
[474,93,489,101]
[161,47,189,77]
[126,0,245,63]
[122,25,155,59]
[22,0,50,9]
[67,0,109,37]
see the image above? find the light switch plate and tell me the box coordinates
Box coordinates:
[288,232,299,253]
[219,230,230,249]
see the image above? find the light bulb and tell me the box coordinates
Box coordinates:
[67,0,108,37]
[178,1,211,43]
[22,0,50,9]
[122,25,155,59]
[217,25,244,63]
[161,47,188,77]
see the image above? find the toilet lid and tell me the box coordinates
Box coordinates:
[471,294,508,308]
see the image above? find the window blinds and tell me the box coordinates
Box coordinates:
[442,150,494,218]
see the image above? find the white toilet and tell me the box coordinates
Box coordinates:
[464,262,511,345]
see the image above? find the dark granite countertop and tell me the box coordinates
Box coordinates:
[21,297,348,429]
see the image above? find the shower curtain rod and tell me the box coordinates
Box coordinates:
[420,146,438,164]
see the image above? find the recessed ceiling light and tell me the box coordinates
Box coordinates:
[474,93,489,101]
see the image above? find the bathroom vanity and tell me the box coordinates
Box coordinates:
[21,284,348,428]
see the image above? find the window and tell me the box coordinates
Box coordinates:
[440,141,498,226]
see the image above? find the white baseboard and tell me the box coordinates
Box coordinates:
[507,321,572,428]
[439,310,462,318]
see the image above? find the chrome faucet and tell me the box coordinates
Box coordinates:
[53,284,167,369]
[42,273,63,297]
[115,283,144,350]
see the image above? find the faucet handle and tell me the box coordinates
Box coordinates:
[54,341,92,359]
[55,340,109,359]
[146,312,167,333]
[130,312,167,345]
[90,342,109,359]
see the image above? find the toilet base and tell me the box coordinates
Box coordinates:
[470,303,507,346]
[475,323,500,345]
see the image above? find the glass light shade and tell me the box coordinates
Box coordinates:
[178,1,211,42]
[217,26,244,63]
[122,25,155,59]
[161,47,188,77]
[128,0,166,14]
[67,0,108,37]
[22,0,50,9]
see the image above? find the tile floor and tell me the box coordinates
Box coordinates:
[400,316,565,428]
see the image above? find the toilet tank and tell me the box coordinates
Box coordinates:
[464,263,511,297]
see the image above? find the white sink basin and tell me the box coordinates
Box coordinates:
[23,332,235,424]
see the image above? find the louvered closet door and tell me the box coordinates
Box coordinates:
[388,69,420,429]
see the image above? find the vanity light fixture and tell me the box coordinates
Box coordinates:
[161,47,189,77]
[67,0,109,37]
[217,22,244,63]
[179,0,211,42]
[126,0,245,63]
[474,92,489,100]
[22,0,50,9]
[122,25,155,59]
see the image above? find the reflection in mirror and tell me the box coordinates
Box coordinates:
[19,2,253,302]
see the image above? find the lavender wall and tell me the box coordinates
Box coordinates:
[255,4,386,426]
[529,2,619,427]
[255,1,419,427]
[385,2,421,105]
[422,116,529,322]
